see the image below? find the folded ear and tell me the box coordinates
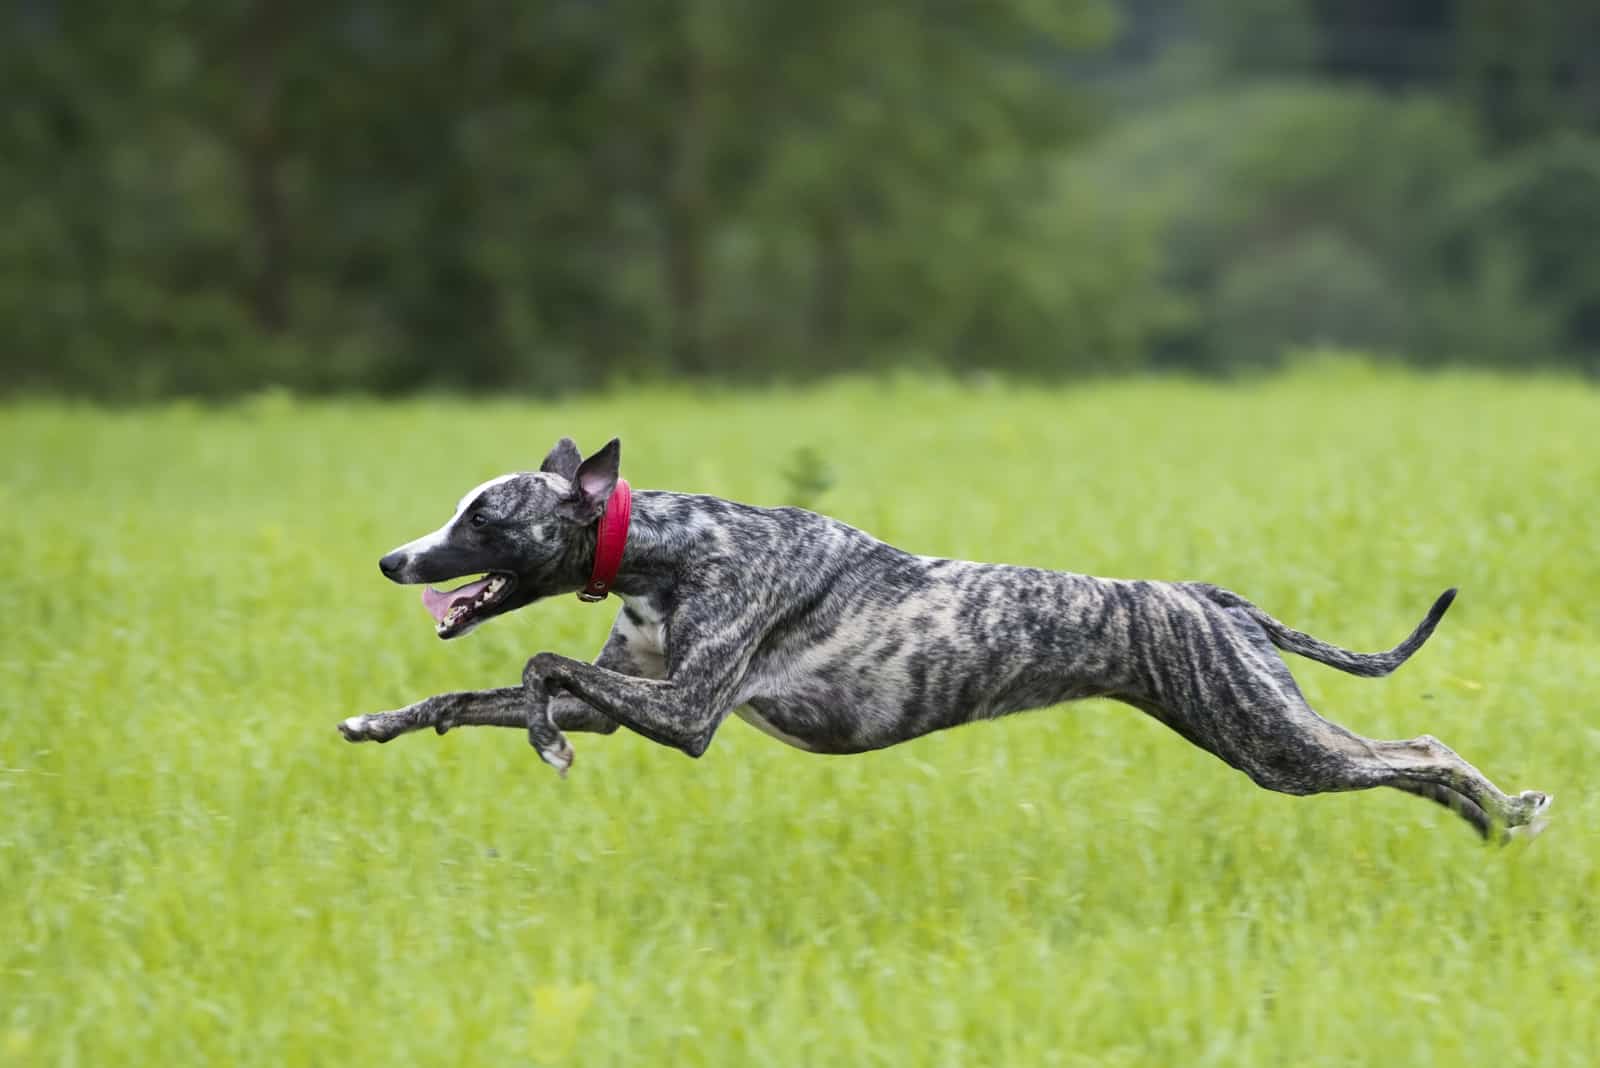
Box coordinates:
[539,437,583,481]
[555,438,621,523]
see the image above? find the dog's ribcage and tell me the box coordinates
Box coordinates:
[613,497,1234,755]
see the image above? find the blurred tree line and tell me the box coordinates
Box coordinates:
[4,0,1599,398]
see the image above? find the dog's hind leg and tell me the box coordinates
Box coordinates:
[1365,735,1551,837]
[1386,778,1493,839]
[1191,704,1549,837]
[1151,686,1549,837]
[1138,603,1549,838]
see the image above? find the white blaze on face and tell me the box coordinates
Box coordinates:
[393,473,519,557]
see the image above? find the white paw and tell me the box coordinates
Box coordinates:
[538,741,575,778]
[1516,789,1554,819]
[338,715,371,742]
[1506,791,1553,840]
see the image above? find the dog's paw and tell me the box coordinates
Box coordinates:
[1499,790,1553,842]
[537,738,576,778]
[1514,789,1552,819]
[338,715,369,741]
[1513,789,1553,823]
[339,714,391,743]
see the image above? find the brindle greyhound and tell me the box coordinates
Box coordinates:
[339,437,1551,840]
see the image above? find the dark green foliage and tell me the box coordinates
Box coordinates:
[1075,78,1600,372]
[3,0,1599,397]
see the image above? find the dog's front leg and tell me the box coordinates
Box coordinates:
[520,678,577,776]
[522,630,749,761]
[340,621,646,751]
[499,619,663,773]
[338,686,625,745]
[339,687,526,743]
[536,617,658,739]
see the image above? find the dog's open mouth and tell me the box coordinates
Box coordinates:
[421,573,515,637]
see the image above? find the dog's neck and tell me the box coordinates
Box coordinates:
[558,490,688,603]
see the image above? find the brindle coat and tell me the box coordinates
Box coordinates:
[340,437,1551,839]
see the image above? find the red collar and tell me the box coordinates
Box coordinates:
[578,478,631,602]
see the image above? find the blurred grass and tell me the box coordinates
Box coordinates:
[2,362,1598,1066]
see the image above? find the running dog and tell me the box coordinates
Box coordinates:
[339,437,1551,839]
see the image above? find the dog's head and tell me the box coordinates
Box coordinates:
[378,437,621,639]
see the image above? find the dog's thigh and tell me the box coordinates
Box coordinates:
[1135,605,1378,794]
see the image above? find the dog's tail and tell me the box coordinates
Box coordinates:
[1196,585,1457,677]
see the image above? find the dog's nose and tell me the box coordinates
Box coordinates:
[378,552,405,579]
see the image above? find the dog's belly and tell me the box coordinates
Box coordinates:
[735,641,1101,755]
[735,695,893,755]
[734,703,825,752]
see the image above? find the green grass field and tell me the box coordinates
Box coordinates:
[4,364,1598,1066]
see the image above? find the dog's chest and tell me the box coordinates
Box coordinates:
[616,595,669,658]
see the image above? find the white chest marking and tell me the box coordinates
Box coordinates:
[617,595,668,657]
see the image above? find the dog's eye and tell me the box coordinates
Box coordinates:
[470,513,489,528]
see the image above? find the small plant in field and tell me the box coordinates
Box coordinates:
[779,445,835,510]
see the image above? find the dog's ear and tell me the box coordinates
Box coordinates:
[555,438,621,523]
[539,437,583,481]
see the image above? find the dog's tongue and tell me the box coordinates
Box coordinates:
[421,577,493,623]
